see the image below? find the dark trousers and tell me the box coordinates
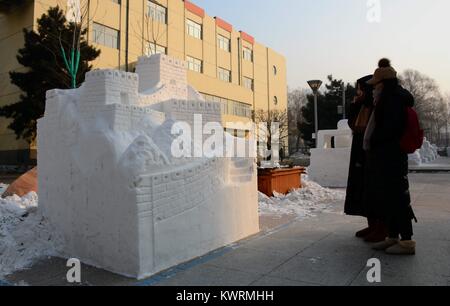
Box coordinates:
[364,145,416,240]
[387,157,415,241]
[387,205,414,240]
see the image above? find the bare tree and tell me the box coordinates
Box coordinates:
[400,69,446,145]
[60,0,99,88]
[130,1,169,59]
[442,93,450,147]
[254,109,289,160]
[124,1,170,74]
[146,7,166,53]
[287,88,308,154]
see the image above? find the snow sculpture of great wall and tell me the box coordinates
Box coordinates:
[37,54,259,279]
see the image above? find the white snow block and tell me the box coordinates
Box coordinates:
[308,120,352,187]
[408,151,422,166]
[37,54,259,279]
[308,148,351,188]
[316,120,352,150]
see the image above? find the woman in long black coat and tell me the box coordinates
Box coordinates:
[344,75,377,237]
[364,71,417,255]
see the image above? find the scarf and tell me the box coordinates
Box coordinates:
[363,86,383,151]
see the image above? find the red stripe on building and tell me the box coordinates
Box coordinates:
[215,17,233,32]
[240,31,255,45]
[184,0,205,18]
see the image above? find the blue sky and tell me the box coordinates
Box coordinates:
[193,0,450,93]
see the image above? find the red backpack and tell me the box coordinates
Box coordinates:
[400,107,424,154]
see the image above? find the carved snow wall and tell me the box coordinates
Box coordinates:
[37,54,259,279]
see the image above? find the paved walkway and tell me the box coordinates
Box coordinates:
[4,173,450,286]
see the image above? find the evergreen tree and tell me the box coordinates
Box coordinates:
[0,6,100,143]
[300,75,356,147]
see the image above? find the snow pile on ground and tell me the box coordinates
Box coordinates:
[258,175,345,218]
[0,187,62,277]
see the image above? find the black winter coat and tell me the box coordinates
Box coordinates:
[363,82,415,221]
[344,98,373,216]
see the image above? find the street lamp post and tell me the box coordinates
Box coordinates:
[307,80,323,147]
[342,83,346,120]
[337,84,346,119]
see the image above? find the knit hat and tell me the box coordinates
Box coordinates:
[367,66,397,85]
[378,58,391,68]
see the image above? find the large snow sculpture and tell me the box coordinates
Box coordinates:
[308,120,352,188]
[37,54,259,279]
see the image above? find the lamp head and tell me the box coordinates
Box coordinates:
[307,80,323,93]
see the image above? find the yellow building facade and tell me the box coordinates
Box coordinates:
[0,0,287,164]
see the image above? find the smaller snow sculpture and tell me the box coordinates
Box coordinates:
[308,120,352,188]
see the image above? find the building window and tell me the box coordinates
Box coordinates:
[273,65,278,75]
[186,19,202,39]
[147,1,167,24]
[243,47,253,62]
[243,77,254,91]
[273,96,278,106]
[218,67,231,83]
[201,93,252,118]
[217,35,231,52]
[187,56,203,73]
[145,42,166,56]
[93,23,119,49]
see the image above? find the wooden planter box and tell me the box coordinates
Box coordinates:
[258,167,306,197]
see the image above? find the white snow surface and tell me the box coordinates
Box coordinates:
[0,187,62,278]
[258,175,345,218]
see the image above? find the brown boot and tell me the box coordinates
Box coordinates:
[372,238,399,250]
[364,221,388,243]
[385,240,416,255]
[355,218,376,238]
[355,227,372,238]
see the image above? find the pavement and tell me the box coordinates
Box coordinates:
[3,172,450,286]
